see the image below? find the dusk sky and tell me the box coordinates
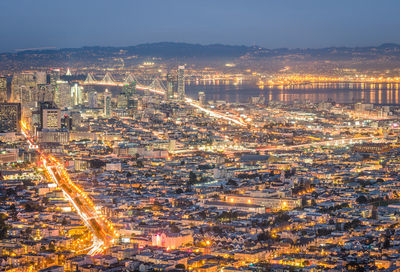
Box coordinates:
[1,0,400,52]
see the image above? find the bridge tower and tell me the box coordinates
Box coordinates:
[124,73,140,85]
[84,73,97,84]
[102,72,115,84]
[149,78,167,93]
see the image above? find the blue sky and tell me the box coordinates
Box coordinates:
[1,0,399,52]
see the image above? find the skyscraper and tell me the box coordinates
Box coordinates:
[88,90,98,108]
[117,92,128,109]
[35,71,47,85]
[119,82,136,110]
[54,81,71,109]
[122,81,136,98]
[166,73,174,100]
[48,69,61,85]
[17,86,35,108]
[127,98,139,117]
[198,91,206,106]
[42,108,61,130]
[177,66,185,100]
[36,102,67,143]
[11,72,36,104]
[0,77,7,102]
[71,83,83,106]
[0,103,21,132]
[36,84,53,102]
[39,102,61,130]
[104,89,112,117]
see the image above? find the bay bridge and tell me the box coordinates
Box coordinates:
[80,72,388,153]
[80,72,247,126]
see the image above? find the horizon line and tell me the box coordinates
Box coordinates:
[3,41,400,55]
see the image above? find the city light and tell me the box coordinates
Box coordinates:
[3,33,400,271]
[21,122,117,256]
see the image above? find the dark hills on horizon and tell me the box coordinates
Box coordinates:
[6,42,400,57]
[2,42,400,72]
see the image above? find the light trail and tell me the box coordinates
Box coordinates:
[184,97,247,126]
[136,85,166,96]
[137,85,247,126]
[42,159,109,255]
[171,135,385,154]
[256,135,385,152]
[21,122,117,255]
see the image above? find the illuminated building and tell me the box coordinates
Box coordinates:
[39,102,61,130]
[70,111,82,129]
[36,84,54,102]
[127,98,139,116]
[122,81,136,98]
[119,82,136,110]
[117,92,128,109]
[71,83,83,106]
[0,76,7,102]
[0,103,21,132]
[14,85,33,107]
[88,90,98,108]
[62,114,73,130]
[177,65,185,100]
[31,109,41,132]
[0,150,18,164]
[11,72,36,103]
[65,68,72,76]
[36,102,66,143]
[54,80,71,109]
[202,200,265,213]
[221,194,302,212]
[35,71,47,85]
[37,130,69,143]
[104,89,112,117]
[198,91,205,106]
[151,232,193,249]
[49,69,61,85]
[42,108,61,130]
[48,69,61,107]
[166,73,174,100]
[352,143,392,153]
[355,103,373,112]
